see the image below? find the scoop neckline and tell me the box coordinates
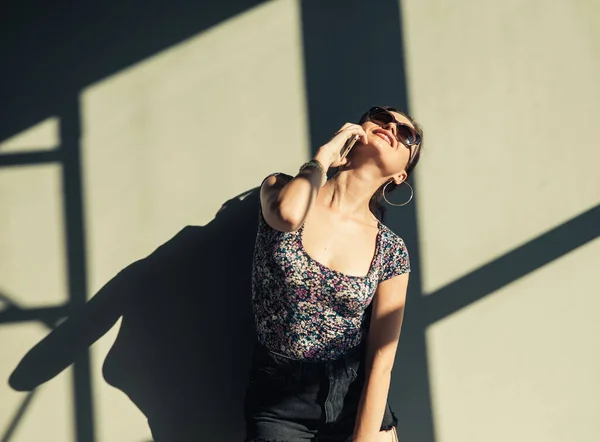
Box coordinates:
[297,221,383,279]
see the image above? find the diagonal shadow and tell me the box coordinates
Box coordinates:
[0,0,268,143]
[300,3,599,442]
[396,203,600,442]
[1,2,276,441]
[1,391,37,442]
[4,1,598,442]
[424,204,600,325]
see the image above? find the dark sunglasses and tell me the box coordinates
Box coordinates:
[366,107,421,147]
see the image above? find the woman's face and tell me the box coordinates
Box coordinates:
[353,110,417,180]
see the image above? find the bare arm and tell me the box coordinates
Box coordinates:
[260,165,324,232]
[353,272,409,441]
[260,123,367,232]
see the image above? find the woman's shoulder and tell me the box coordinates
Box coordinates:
[377,222,408,251]
[376,222,411,280]
[256,172,295,234]
[260,172,294,187]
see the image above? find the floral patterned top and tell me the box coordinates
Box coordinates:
[251,174,411,361]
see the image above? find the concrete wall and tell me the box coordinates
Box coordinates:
[1,2,307,441]
[1,0,598,441]
[402,0,600,440]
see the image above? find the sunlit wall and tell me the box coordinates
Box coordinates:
[402,0,600,440]
[1,0,599,441]
[1,1,308,441]
[0,126,74,441]
[81,2,308,441]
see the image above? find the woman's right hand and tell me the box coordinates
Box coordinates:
[315,123,368,168]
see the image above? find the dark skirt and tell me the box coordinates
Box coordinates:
[244,342,397,441]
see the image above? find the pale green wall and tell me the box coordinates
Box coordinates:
[1,1,308,441]
[1,0,598,441]
[402,0,600,440]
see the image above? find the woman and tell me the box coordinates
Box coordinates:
[245,106,423,442]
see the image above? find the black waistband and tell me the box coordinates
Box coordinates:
[256,341,365,367]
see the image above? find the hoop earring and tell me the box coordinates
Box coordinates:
[382,181,413,207]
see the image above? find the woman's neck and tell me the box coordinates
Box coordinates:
[319,168,382,222]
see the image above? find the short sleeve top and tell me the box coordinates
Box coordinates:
[251,174,410,361]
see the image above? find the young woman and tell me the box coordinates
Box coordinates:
[245,106,423,442]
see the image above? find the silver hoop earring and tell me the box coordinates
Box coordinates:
[382,181,413,207]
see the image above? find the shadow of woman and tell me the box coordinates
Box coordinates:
[9,188,261,442]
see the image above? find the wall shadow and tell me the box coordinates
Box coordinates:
[9,189,261,442]
[424,203,600,323]
[1,1,267,441]
[0,0,267,142]
[5,1,597,441]
[300,2,435,441]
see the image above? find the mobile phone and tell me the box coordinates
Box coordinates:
[340,134,359,162]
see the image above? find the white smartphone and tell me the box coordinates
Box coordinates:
[339,134,359,162]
